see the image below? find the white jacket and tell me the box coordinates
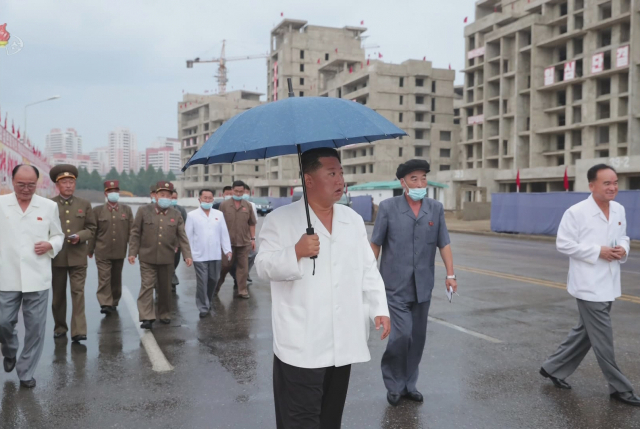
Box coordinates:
[0,193,64,292]
[185,207,232,262]
[256,200,389,369]
[556,195,630,302]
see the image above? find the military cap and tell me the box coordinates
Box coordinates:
[396,159,431,179]
[104,180,119,191]
[49,164,79,182]
[155,181,174,193]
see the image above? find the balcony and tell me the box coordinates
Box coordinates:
[341,155,375,166]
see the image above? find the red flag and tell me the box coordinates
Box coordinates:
[464,17,468,23]
[317,58,320,64]
[11,120,14,134]
[516,170,521,192]
[17,128,20,139]
[378,53,383,58]
[349,66,353,73]
[423,56,426,61]
[564,167,569,191]
[280,12,283,16]
[290,187,294,196]
[4,113,7,129]
[449,64,452,70]
[335,48,338,53]
[367,59,370,66]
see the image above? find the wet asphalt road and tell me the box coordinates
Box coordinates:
[1,213,640,428]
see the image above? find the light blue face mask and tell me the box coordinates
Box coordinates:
[200,202,213,210]
[232,195,243,201]
[107,192,120,203]
[242,194,250,200]
[404,182,427,202]
[224,195,232,200]
[171,200,178,206]
[158,198,171,209]
[151,197,156,204]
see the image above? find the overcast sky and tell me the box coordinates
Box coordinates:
[0,0,475,153]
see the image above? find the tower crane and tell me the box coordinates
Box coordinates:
[186,40,269,95]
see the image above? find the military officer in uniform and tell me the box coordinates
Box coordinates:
[149,186,157,205]
[88,180,133,315]
[50,165,97,343]
[128,181,192,330]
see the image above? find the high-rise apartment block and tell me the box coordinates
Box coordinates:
[146,137,181,173]
[108,127,138,173]
[440,0,640,202]
[45,128,82,158]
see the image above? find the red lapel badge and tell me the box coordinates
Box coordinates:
[37,217,42,221]
[215,218,218,221]
[619,222,622,225]
[429,221,434,226]
[78,209,83,213]
[242,207,247,211]
[122,213,126,218]
[171,218,175,222]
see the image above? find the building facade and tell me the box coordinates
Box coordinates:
[108,127,138,173]
[45,128,82,158]
[178,91,263,197]
[89,146,109,175]
[438,0,640,208]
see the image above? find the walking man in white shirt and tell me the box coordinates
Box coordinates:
[0,165,64,388]
[256,148,390,429]
[186,189,232,318]
[540,164,640,406]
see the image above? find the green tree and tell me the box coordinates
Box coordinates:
[166,171,177,181]
[77,167,91,190]
[89,169,103,191]
[105,167,120,181]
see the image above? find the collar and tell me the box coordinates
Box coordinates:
[398,194,429,218]
[9,193,40,207]
[58,195,74,205]
[107,203,119,212]
[587,194,616,215]
[155,206,169,216]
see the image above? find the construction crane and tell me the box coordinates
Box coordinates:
[186,40,269,95]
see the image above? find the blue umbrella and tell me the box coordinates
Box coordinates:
[182,79,407,247]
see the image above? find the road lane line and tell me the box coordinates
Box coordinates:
[428,316,504,343]
[436,262,640,305]
[122,286,174,373]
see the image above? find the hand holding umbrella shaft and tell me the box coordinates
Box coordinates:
[295,233,320,261]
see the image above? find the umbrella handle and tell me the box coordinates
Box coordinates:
[307,227,317,261]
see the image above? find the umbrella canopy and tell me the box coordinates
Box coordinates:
[182,96,407,169]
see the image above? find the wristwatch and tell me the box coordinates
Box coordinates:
[446,274,456,280]
[251,238,256,241]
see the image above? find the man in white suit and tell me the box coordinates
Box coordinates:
[256,148,390,429]
[0,165,64,388]
[540,164,640,406]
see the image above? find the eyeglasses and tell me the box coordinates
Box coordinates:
[15,183,37,190]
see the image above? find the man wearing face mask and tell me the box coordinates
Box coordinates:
[150,186,157,205]
[213,186,233,210]
[170,190,188,291]
[186,189,232,317]
[371,159,457,406]
[230,184,259,287]
[88,180,134,315]
[215,181,256,299]
[49,164,97,343]
[128,181,192,329]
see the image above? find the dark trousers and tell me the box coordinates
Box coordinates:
[381,299,431,395]
[273,355,351,429]
[172,249,181,286]
[52,266,88,337]
[217,245,251,295]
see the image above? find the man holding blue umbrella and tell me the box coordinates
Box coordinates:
[256,148,390,429]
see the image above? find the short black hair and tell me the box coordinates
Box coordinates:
[12,164,39,179]
[587,164,616,183]
[301,147,341,175]
[222,186,232,193]
[244,184,251,191]
[199,188,214,197]
[171,190,178,195]
[232,180,246,189]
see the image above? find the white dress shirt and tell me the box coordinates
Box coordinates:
[256,200,389,369]
[556,194,630,302]
[185,207,232,262]
[0,193,64,292]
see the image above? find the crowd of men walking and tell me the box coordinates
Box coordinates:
[0,153,638,429]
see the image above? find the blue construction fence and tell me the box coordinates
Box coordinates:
[267,195,373,222]
[491,191,640,240]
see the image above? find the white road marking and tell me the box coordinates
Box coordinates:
[428,316,504,344]
[122,285,174,372]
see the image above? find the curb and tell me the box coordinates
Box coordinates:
[447,228,640,250]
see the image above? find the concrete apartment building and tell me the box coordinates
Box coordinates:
[178,90,263,197]
[145,137,181,173]
[108,127,138,173]
[438,0,640,207]
[45,128,82,159]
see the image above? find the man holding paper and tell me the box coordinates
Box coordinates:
[540,164,640,406]
[371,159,457,406]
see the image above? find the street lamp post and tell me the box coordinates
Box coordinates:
[23,95,61,146]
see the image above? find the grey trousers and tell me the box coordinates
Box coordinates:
[0,290,49,381]
[230,249,256,282]
[381,299,431,395]
[542,299,634,394]
[194,260,221,312]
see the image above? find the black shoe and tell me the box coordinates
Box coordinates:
[403,391,423,402]
[71,335,87,343]
[100,306,113,315]
[53,332,66,339]
[20,378,36,389]
[540,367,571,389]
[110,306,118,312]
[159,319,171,324]
[611,392,640,407]
[387,392,401,406]
[247,277,253,284]
[3,357,16,373]
[140,320,153,330]
[199,311,209,318]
